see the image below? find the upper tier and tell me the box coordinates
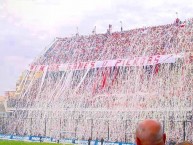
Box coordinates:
[34,18,193,65]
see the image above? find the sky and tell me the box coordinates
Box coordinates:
[0,0,193,95]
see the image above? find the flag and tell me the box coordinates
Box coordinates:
[92,26,96,35]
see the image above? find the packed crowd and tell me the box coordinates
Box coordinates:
[2,18,193,143]
[33,18,193,65]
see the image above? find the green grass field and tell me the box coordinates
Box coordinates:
[0,140,64,145]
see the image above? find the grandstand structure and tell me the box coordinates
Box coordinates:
[0,97,6,117]
[1,18,193,142]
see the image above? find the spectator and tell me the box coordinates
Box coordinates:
[88,137,92,145]
[101,137,104,145]
[135,119,166,145]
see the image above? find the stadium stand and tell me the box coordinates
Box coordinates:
[0,96,6,119]
[0,103,5,113]
[1,18,193,143]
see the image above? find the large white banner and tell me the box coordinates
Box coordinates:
[29,53,185,72]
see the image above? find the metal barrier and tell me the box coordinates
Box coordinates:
[0,117,193,143]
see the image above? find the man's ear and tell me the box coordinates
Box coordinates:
[136,137,141,145]
[163,133,166,143]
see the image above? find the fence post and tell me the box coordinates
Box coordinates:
[91,119,93,139]
[162,120,165,133]
[30,118,32,135]
[125,120,127,143]
[44,118,47,136]
[75,119,78,139]
[107,120,110,141]
[60,118,62,139]
[183,121,186,141]
[0,117,2,133]
[3,117,5,134]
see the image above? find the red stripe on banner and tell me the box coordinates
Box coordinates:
[29,53,185,72]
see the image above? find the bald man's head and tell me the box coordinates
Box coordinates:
[135,119,166,145]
